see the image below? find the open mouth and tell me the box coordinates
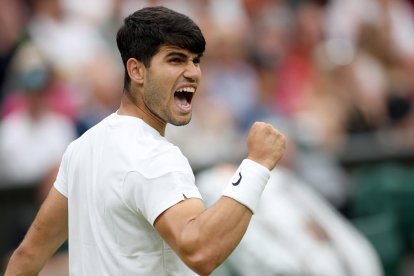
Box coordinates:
[174,87,195,113]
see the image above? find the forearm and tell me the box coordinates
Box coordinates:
[5,244,44,276]
[177,160,270,274]
[5,228,67,276]
[157,123,285,275]
[5,188,68,276]
[178,196,252,269]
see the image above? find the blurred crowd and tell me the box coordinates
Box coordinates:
[1,0,414,275]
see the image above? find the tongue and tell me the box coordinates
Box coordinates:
[174,93,190,111]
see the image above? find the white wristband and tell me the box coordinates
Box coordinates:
[222,159,270,213]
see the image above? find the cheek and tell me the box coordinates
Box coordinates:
[146,67,181,100]
[149,70,175,90]
[144,80,169,111]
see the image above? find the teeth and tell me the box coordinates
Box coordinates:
[176,87,195,93]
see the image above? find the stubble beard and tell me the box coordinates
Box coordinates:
[143,83,192,127]
[170,113,192,126]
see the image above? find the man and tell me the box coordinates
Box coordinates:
[5,6,286,276]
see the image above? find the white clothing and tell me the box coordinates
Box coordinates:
[54,113,201,276]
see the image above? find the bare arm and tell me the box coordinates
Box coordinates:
[155,196,252,276]
[155,122,286,275]
[5,187,68,276]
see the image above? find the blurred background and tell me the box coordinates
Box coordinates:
[1,0,414,275]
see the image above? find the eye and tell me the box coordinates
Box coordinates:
[193,58,201,65]
[169,57,185,64]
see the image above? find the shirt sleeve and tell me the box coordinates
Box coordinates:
[53,143,72,198]
[123,170,202,226]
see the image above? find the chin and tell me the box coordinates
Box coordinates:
[169,114,192,126]
[170,120,191,127]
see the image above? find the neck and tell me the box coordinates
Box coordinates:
[117,90,166,136]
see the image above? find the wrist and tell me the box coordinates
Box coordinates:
[246,156,273,170]
[222,159,270,213]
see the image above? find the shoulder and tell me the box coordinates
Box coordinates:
[124,119,193,178]
[143,139,193,179]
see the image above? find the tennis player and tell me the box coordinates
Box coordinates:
[5,6,286,276]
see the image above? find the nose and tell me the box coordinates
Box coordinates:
[183,61,201,82]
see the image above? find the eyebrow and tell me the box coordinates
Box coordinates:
[165,51,203,61]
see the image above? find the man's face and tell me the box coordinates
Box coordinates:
[143,45,202,126]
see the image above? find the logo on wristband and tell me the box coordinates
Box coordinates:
[232,172,242,186]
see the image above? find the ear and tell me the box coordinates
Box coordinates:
[126,58,145,85]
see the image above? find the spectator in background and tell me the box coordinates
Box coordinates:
[0,48,76,198]
[0,0,31,107]
[24,0,120,136]
[26,0,109,79]
[74,53,123,136]
[0,44,76,274]
[203,25,265,131]
[324,0,414,144]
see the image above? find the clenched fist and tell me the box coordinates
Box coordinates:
[246,122,286,170]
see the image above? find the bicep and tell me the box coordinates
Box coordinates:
[154,196,253,275]
[154,198,205,252]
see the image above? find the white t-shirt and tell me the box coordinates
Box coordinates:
[54,113,202,275]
